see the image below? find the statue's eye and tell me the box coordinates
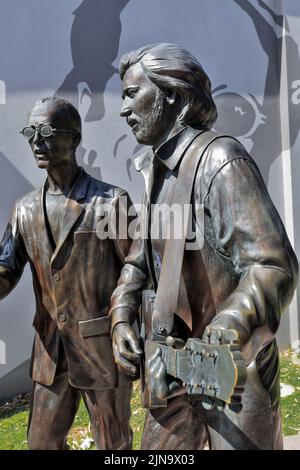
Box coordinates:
[128,88,138,98]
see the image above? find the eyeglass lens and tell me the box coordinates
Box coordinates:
[22,125,53,139]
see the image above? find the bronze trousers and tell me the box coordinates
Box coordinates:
[27,370,133,450]
[141,362,283,450]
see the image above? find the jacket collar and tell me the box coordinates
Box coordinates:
[133,127,205,199]
[42,167,91,204]
[134,127,205,173]
[155,126,204,171]
[35,168,91,264]
[64,167,91,202]
[50,168,91,263]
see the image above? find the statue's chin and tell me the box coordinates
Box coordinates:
[133,130,153,146]
[35,158,50,170]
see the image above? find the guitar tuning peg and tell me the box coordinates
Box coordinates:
[223,329,238,344]
[202,397,215,411]
[216,400,225,412]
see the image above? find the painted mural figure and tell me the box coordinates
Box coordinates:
[215,0,300,183]
[0,97,134,450]
[56,0,129,181]
[109,43,298,450]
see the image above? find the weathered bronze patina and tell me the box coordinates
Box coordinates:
[0,97,134,450]
[109,43,299,450]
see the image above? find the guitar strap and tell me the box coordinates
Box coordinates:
[152,130,229,336]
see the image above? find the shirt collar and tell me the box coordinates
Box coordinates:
[134,149,154,172]
[44,167,91,202]
[134,126,205,173]
[155,126,206,170]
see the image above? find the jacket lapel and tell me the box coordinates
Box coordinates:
[50,169,91,264]
[31,183,55,263]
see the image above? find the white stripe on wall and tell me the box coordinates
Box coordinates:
[277,0,300,351]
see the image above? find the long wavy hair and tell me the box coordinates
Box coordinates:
[120,43,217,130]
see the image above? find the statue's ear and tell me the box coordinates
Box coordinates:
[72,133,81,150]
[165,88,177,106]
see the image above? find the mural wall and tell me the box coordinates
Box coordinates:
[0,0,299,400]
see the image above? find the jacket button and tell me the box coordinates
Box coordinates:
[59,314,66,322]
[53,273,60,283]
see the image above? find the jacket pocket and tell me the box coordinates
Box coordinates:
[78,316,111,338]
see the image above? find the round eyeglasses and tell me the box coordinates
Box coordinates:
[20,124,78,140]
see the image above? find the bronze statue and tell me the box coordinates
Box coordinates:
[109,43,299,450]
[0,97,134,450]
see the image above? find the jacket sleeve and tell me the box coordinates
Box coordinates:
[110,189,137,264]
[205,157,298,364]
[109,193,149,333]
[0,201,28,300]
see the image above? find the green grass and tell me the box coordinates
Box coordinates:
[0,352,299,450]
[0,381,145,450]
[280,350,300,436]
[0,394,30,450]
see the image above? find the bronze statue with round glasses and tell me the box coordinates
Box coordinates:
[0,96,134,450]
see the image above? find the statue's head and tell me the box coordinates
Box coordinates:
[119,43,217,148]
[22,97,82,170]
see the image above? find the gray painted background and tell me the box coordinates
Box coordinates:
[0,0,299,401]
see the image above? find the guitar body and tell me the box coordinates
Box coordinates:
[140,290,168,408]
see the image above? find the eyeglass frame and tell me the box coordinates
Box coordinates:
[20,124,79,140]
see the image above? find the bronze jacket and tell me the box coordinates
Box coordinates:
[110,127,298,400]
[0,169,133,389]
